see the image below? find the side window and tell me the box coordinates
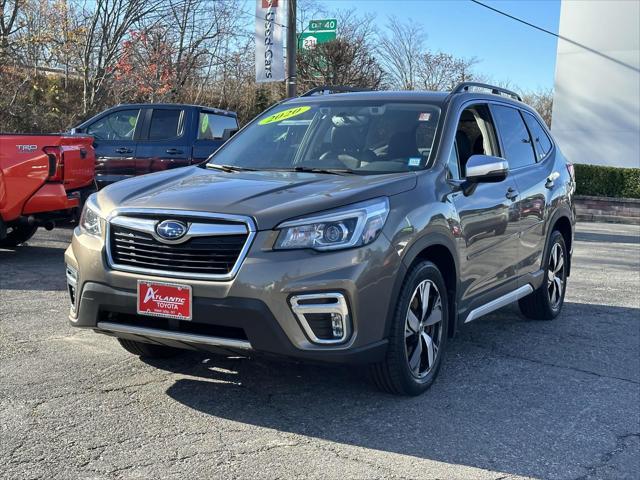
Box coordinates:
[148,109,184,141]
[522,111,553,161]
[491,105,536,169]
[198,113,238,140]
[86,109,140,141]
[455,104,499,177]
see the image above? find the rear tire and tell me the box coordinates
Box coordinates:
[0,225,38,248]
[369,261,449,396]
[519,230,568,320]
[117,338,182,358]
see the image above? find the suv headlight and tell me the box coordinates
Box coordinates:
[79,194,103,237]
[275,198,389,251]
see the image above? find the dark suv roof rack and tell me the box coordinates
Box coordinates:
[452,82,522,102]
[300,85,372,97]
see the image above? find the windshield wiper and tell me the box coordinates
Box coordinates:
[284,166,353,175]
[206,163,257,173]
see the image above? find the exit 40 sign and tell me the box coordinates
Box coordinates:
[308,19,336,31]
[299,19,337,50]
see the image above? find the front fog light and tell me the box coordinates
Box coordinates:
[289,293,351,344]
[330,313,344,338]
[66,265,78,312]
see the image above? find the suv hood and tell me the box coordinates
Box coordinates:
[96,166,417,230]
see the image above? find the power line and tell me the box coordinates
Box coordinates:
[470,0,639,73]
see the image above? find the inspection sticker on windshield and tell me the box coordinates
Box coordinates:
[137,280,192,320]
[408,157,421,166]
[418,112,431,121]
[259,106,311,125]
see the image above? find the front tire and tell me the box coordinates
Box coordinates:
[117,339,182,358]
[0,225,38,248]
[519,230,568,320]
[370,261,449,396]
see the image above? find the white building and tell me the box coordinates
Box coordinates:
[551,0,640,168]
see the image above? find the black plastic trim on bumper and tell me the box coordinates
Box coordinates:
[73,282,387,364]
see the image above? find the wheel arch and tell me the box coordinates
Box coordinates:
[385,231,460,339]
[547,209,574,276]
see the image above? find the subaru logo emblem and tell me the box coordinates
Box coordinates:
[156,220,188,241]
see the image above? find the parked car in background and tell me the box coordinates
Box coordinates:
[72,104,238,188]
[0,134,95,247]
[65,83,575,396]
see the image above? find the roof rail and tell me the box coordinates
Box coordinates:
[300,85,371,97]
[451,82,522,102]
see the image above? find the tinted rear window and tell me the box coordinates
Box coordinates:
[523,111,553,161]
[148,109,184,141]
[491,105,536,169]
[198,113,238,140]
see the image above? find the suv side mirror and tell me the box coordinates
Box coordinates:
[222,128,238,141]
[466,155,508,183]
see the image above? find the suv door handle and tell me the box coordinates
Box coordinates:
[115,147,132,154]
[166,148,183,155]
[545,171,560,189]
[505,187,518,201]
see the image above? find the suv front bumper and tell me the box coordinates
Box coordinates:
[65,228,403,364]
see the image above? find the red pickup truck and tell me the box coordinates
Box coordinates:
[0,134,96,247]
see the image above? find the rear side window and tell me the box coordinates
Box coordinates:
[522,112,553,161]
[491,104,536,169]
[87,109,140,141]
[148,109,184,141]
[198,113,238,140]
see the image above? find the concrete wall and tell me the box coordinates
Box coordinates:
[551,0,640,168]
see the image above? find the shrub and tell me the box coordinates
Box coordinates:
[574,164,640,199]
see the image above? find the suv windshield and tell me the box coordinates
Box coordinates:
[207,101,441,174]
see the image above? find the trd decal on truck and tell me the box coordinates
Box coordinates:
[17,145,38,152]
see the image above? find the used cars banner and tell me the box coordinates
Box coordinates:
[255,0,285,82]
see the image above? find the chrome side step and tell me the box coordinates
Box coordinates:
[96,321,253,350]
[464,284,534,324]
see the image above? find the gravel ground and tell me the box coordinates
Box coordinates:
[1,222,638,480]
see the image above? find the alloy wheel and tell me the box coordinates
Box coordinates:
[404,280,444,378]
[547,242,565,309]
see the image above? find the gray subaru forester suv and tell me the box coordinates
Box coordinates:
[65,83,575,395]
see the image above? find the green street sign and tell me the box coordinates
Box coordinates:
[299,19,337,50]
[308,19,336,32]
[298,31,337,50]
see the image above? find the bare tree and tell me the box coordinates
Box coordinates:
[522,88,554,126]
[297,10,383,91]
[419,51,479,91]
[76,0,159,113]
[0,0,21,62]
[377,16,425,90]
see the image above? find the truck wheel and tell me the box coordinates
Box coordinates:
[0,225,38,248]
[117,339,182,358]
[369,261,449,396]
[519,230,568,320]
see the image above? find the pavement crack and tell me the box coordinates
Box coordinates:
[572,433,640,480]
[99,376,170,393]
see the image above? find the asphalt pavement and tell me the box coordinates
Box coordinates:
[1,222,639,480]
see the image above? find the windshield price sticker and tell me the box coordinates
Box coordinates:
[259,106,311,125]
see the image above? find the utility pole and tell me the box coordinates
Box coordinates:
[286,0,297,97]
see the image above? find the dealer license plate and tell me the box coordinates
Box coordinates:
[137,280,192,320]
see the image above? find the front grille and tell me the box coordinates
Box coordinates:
[109,223,248,276]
